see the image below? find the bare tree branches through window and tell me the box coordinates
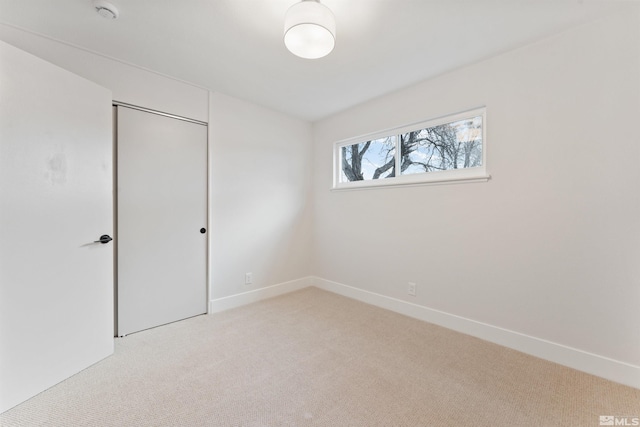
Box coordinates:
[335,109,486,189]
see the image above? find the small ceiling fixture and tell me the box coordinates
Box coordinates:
[93,0,119,19]
[284,0,336,59]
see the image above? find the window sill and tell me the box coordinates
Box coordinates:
[331,174,491,191]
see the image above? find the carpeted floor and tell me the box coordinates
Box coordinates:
[1,287,638,426]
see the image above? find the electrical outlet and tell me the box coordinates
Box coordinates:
[245,272,253,285]
[408,282,416,296]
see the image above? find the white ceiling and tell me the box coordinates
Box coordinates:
[0,0,628,121]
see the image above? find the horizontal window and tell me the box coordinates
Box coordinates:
[333,108,488,189]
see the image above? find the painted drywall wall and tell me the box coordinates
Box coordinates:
[312,6,640,370]
[0,24,208,122]
[209,92,313,302]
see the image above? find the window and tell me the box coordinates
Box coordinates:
[341,136,396,182]
[334,108,488,189]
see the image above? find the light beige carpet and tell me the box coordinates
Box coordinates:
[1,287,638,426]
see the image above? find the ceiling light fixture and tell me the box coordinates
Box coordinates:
[93,0,119,19]
[284,0,336,59]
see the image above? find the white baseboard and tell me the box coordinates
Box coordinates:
[312,276,640,390]
[209,276,313,313]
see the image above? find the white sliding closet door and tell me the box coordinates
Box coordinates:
[116,106,207,336]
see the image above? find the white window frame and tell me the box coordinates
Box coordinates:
[333,107,490,190]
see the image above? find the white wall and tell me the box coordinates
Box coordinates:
[0,24,208,122]
[312,7,640,386]
[208,93,313,308]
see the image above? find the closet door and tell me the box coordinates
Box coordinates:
[116,106,207,336]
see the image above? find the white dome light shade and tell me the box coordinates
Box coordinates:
[284,0,336,59]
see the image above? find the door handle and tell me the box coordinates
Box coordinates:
[95,235,113,244]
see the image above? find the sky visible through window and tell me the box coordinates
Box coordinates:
[341,136,396,182]
[401,116,482,175]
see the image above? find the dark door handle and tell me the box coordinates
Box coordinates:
[95,235,113,244]
[200,228,206,234]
